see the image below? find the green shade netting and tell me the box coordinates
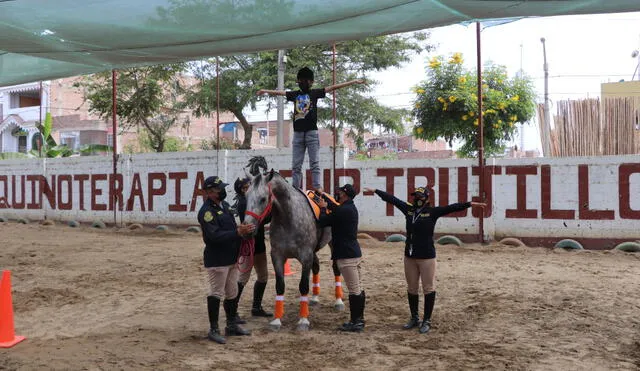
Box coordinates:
[1,0,639,86]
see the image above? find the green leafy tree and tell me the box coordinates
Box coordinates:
[184,33,431,149]
[76,64,188,152]
[284,36,427,146]
[412,53,536,157]
[183,56,270,149]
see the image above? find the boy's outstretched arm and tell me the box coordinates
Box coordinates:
[325,79,366,93]
[257,89,286,96]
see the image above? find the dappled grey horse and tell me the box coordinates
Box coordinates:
[243,159,340,330]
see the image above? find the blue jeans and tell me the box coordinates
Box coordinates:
[292,130,321,189]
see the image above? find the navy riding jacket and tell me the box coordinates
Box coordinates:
[198,199,240,267]
[318,199,362,260]
[374,189,471,259]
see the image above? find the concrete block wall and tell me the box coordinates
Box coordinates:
[1,149,638,248]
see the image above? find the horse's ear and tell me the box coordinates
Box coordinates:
[266,168,275,181]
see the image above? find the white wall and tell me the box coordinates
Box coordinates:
[1,149,639,246]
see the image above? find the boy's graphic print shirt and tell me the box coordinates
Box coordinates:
[286,88,326,132]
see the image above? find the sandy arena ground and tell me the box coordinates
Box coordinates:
[1,222,639,370]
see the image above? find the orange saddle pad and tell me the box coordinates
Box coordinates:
[296,189,339,220]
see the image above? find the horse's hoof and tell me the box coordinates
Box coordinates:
[334,298,345,311]
[309,295,320,306]
[269,318,282,331]
[297,318,310,331]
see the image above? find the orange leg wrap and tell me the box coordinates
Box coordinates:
[274,297,285,319]
[334,276,343,299]
[299,296,309,318]
[312,274,320,296]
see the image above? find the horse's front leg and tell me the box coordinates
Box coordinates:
[310,253,321,306]
[297,259,312,331]
[270,253,285,331]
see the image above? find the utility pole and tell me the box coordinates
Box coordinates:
[276,49,286,148]
[518,43,525,154]
[540,37,552,157]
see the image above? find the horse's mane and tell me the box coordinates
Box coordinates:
[247,156,268,176]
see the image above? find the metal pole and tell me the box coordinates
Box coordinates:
[38,81,43,157]
[476,22,485,243]
[332,43,337,193]
[276,49,286,148]
[216,57,220,173]
[111,69,118,226]
[540,37,552,157]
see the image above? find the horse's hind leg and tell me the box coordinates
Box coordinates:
[270,254,285,331]
[310,253,321,306]
[331,248,345,311]
[297,260,312,331]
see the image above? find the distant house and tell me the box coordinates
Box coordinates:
[365,134,447,152]
[223,119,293,149]
[229,119,363,151]
[0,82,46,153]
[1,77,236,154]
[0,80,110,155]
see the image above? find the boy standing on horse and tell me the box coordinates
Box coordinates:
[232,177,273,323]
[317,184,366,332]
[198,176,255,344]
[257,67,365,193]
[364,185,486,334]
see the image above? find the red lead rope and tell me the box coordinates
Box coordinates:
[237,238,255,273]
[238,184,272,273]
[244,184,273,224]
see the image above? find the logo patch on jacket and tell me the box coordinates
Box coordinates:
[204,211,214,222]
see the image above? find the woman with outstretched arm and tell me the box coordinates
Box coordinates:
[364,185,486,334]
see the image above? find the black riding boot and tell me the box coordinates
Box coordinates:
[233,283,247,324]
[224,299,251,336]
[339,293,364,332]
[207,296,226,344]
[403,293,420,330]
[359,290,366,324]
[251,281,273,317]
[420,291,436,334]
[353,290,366,331]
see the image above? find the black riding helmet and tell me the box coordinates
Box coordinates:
[337,184,357,199]
[203,176,228,190]
[411,186,429,198]
[234,177,250,194]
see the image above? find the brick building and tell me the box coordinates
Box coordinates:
[227,119,363,152]
[51,76,236,153]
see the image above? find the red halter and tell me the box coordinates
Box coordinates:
[244,183,273,224]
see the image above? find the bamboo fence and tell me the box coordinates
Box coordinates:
[537,97,640,157]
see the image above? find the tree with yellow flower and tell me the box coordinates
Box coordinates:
[412,52,536,157]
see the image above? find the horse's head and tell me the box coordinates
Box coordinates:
[244,169,276,236]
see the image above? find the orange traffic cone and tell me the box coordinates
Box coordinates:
[283,260,295,276]
[0,270,26,348]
